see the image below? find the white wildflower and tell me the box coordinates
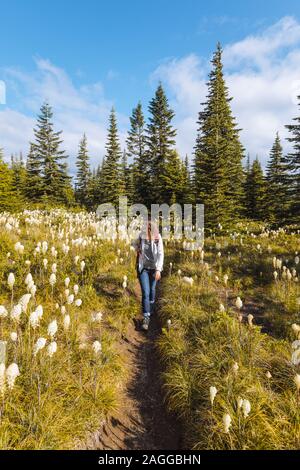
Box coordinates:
[7,273,15,289]
[209,386,217,405]
[33,337,47,355]
[235,297,243,310]
[92,340,102,355]
[223,413,232,433]
[11,304,22,322]
[29,311,40,329]
[47,341,57,358]
[47,319,58,338]
[0,306,8,318]
[63,314,71,331]
[10,332,18,342]
[49,273,56,287]
[242,399,251,418]
[6,363,20,390]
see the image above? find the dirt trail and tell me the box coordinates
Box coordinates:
[82,290,181,450]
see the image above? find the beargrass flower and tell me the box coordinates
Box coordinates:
[209,386,217,405]
[33,337,47,355]
[8,273,15,290]
[47,320,58,338]
[223,414,232,433]
[242,399,251,418]
[63,314,71,331]
[92,340,102,355]
[47,341,57,358]
[6,363,20,390]
[0,306,8,318]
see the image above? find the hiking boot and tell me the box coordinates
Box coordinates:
[141,317,150,331]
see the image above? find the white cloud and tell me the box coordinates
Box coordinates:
[2,16,300,173]
[153,16,300,166]
[0,59,128,173]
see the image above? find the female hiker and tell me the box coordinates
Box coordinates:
[133,220,164,331]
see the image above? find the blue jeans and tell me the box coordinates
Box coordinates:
[138,269,157,318]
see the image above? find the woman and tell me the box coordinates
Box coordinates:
[133,220,164,331]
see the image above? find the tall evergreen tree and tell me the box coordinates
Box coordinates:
[0,151,17,211]
[11,153,26,205]
[120,149,134,203]
[193,43,244,227]
[243,153,253,218]
[146,84,177,205]
[266,133,289,224]
[246,158,266,220]
[32,102,72,204]
[24,143,44,202]
[101,108,123,206]
[75,134,90,206]
[285,96,300,224]
[180,155,193,205]
[126,102,149,204]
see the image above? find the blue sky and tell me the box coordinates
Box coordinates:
[1,0,300,171]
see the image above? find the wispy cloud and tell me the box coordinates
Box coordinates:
[153,16,300,165]
[1,16,300,172]
[0,58,127,172]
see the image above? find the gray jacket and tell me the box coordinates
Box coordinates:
[133,234,164,273]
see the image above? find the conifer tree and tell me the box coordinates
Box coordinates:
[285,97,300,224]
[32,102,72,204]
[247,158,266,220]
[193,43,244,227]
[0,151,16,211]
[160,149,184,205]
[75,134,90,206]
[126,102,149,204]
[243,154,253,218]
[180,155,193,205]
[266,133,289,224]
[24,143,44,202]
[101,108,123,206]
[11,153,26,206]
[146,84,177,205]
[120,150,134,203]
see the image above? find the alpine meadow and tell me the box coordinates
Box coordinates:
[1,4,300,455]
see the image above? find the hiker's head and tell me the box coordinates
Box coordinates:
[141,217,159,240]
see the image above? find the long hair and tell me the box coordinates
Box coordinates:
[140,219,159,241]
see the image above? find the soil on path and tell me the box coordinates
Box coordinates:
[82,286,181,451]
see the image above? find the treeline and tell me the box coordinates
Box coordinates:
[0,44,299,227]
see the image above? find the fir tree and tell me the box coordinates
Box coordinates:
[146,84,177,205]
[247,158,266,220]
[32,102,72,204]
[193,43,244,227]
[24,143,44,202]
[126,102,149,204]
[180,155,193,205]
[120,150,134,203]
[285,96,300,224]
[266,133,289,224]
[101,108,123,206]
[0,151,16,211]
[11,153,26,205]
[243,154,253,218]
[75,134,90,206]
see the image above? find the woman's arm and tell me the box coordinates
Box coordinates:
[156,234,164,273]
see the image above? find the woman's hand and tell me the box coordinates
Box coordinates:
[155,270,161,281]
